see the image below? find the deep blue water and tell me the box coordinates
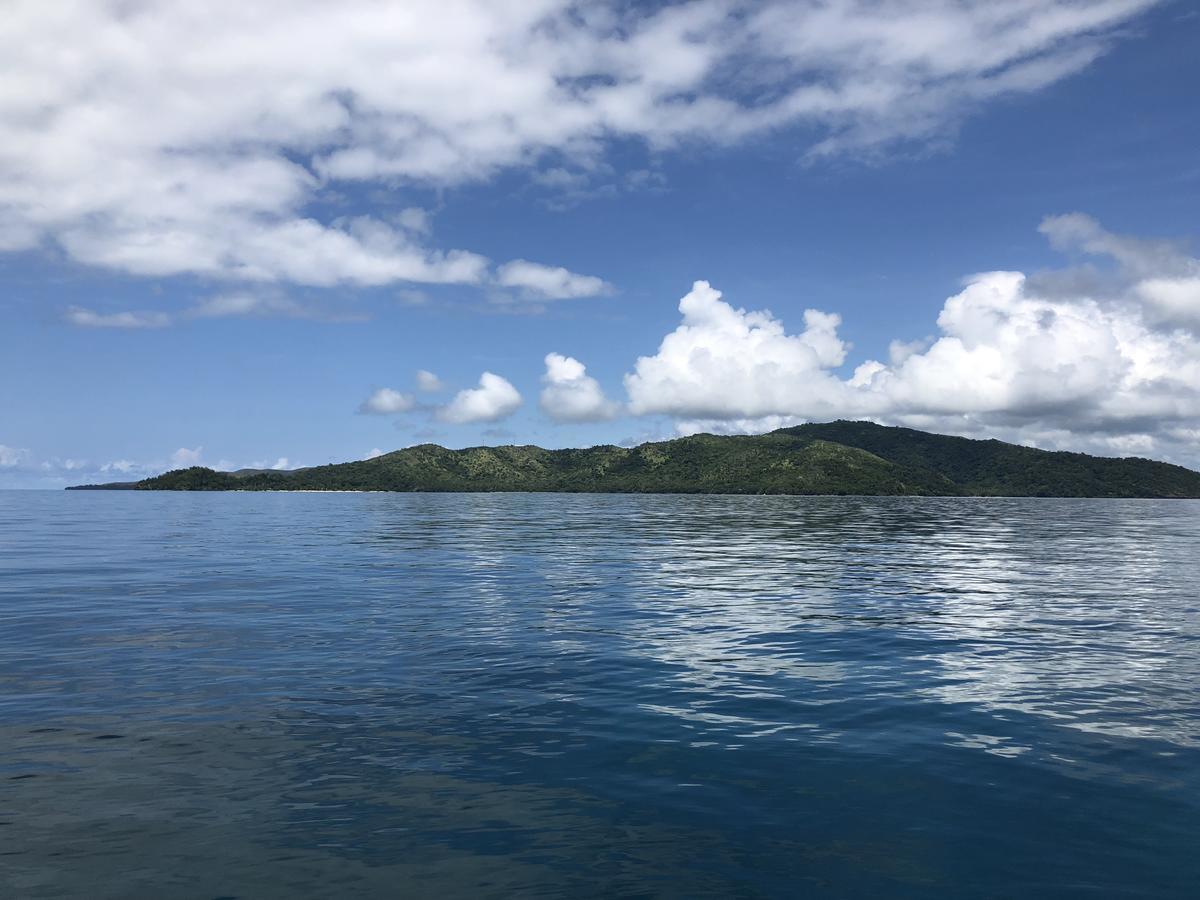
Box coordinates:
[1,491,1198,898]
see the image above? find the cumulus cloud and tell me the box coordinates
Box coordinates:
[854,271,1200,431]
[623,217,1200,467]
[1037,213,1200,328]
[438,372,522,424]
[416,370,445,392]
[63,307,171,329]
[170,446,204,468]
[0,445,31,468]
[625,280,852,420]
[358,388,416,415]
[0,1,1154,291]
[364,448,385,460]
[496,261,613,301]
[540,353,620,422]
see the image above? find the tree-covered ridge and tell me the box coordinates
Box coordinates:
[67,422,1200,497]
[780,422,1200,498]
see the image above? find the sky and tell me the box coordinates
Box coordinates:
[2,0,1199,487]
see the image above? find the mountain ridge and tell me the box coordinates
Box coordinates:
[65,421,1200,498]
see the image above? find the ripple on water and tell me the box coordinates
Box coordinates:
[1,491,1198,898]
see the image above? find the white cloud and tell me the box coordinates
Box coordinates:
[0,1,1155,290]
[395,207,433,236]
[358,388,416,415]
[495,260,613,300]
[625,280,852,420]
[853,271,1200,431]
[1038,213,1200,328]
[0,445,31,468]
[100,460,137,474]
[170,446,204,468]
[364,448,385,460]
[1137,278,1200,327]
[437,372,522,424]
[416,370,445,392]
[64,291,365,329]
[540,353,619,422]
[63,306,171,329]
[623,218,1200,468]
[187,292,306,319]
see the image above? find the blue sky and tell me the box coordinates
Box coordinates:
[2,0,1199,487]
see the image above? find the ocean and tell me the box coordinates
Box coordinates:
[2,491,1197,898]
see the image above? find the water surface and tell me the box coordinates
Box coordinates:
[2,492,1198,897]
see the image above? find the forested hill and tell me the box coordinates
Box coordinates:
[66,421,1200,498]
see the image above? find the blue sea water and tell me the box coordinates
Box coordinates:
[1,491,1198,899]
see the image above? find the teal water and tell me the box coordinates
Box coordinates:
[1,491,1198,898]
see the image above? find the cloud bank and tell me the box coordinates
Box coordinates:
[622,215,1200,466]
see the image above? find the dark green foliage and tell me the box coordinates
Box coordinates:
[778,422,1200,498]
[133,466,242,491]
[100,422,1200,497]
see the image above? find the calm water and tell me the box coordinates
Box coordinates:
[1,492,1198,898]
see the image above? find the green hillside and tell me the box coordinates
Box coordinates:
[67,422,1200,497]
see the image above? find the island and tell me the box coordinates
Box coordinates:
[66,421,1200,498]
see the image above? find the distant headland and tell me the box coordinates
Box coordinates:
[66,421,1200,498]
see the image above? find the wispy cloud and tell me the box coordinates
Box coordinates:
[2,0,1156,294]
[63,307,171,329]
[495,261,614,302]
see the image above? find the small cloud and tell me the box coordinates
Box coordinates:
[64,306,171,329]
[188,292,303,319]
[247,456,296,470]
[616,426,670,448]
[100,459,138,474]
[532,167,591,191]
[416,369,444,392]
[540,352,619,422]
[495,260,613,301]
[394,207,432,235]
[363,447,385,460]
[0,444,32,468]
[530,163,667,211]
[358,387,416,415]
[186,291,365,322]
[482,427,516,441]
[437,372,522,424]
[170,446,203,467]
[396,289,430,306]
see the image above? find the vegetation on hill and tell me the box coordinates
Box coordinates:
[67,422,1200,498]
